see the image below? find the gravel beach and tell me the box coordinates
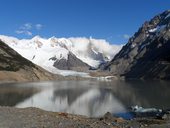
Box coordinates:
[0,107,170,128]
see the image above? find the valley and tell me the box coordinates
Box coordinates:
[0,6,170,128]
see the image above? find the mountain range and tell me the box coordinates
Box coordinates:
[0,10,170,81]
[0,36,121,76]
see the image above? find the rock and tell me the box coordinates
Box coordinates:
[53,51,90,72]
[103,112,113,120]
[58,113,68,117]
[162,114,168,120]
[104,10,170,80]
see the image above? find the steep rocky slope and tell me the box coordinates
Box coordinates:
[105,10,170,79]
[0,40,61,82]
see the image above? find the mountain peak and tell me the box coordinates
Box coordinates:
[104,10,170,79]
[31,35,42,41]
[0,35,122,75]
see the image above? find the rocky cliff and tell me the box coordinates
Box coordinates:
[105,10,170,79]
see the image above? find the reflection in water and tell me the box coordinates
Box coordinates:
[0,83,39,106]
[0,80,170,117]
[108,80,170,109]
[16,87,126,117]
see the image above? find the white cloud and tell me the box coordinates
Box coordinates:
[25,31,32,36]
[16,23,42,36]
[35,24,43,30]
[15,30,24,34]
[123,34,130,39]
[20,23,32,30]
[15,30,32,36]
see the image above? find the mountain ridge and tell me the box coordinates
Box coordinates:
[0,35,122,75]
[104,10,170,79]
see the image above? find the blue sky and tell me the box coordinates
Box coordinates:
[0,0,169,44]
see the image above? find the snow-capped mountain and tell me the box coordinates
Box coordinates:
[0,35,122,75]
[0,39,59,82]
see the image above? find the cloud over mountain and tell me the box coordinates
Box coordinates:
[15,23,43,36]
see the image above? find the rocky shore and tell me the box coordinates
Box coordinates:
[0,107,170,128]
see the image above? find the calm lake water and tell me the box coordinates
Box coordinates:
[0,80,170,117]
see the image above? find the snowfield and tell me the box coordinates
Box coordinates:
[0,35,122,76]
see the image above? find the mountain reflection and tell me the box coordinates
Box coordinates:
[98,80,170,109]
[0,83,39,106]
[0,80,170,117]
[16,86,126,117]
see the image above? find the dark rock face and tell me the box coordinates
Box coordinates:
[53,52,90,71]
[105,10,170,79]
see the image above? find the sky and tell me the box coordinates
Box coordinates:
[0,0,169,44]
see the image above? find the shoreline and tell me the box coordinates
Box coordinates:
[0,106,169,128]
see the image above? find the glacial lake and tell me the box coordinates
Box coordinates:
[0,80,170,118]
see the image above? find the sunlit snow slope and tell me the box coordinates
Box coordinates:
[0,35,122,75]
